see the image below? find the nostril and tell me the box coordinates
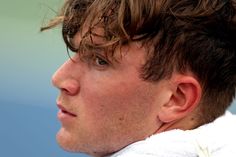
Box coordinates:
[51,70,80,95]
[62,88,72,95]
[60,79,80,96]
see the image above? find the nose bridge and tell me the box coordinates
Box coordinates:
[52,58,80,95]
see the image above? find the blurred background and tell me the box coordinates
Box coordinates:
[0,0,88,156]
[0,0,235,157]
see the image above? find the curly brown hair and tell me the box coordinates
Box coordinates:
[41,0,236,125]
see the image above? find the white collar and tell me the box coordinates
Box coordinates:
[109,111,236,157]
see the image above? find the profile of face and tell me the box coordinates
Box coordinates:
[52,28,181,156]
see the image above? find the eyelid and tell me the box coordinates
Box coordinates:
[94,53,111,65]
[83,44,111,65]
[71,42,115,67]
[95,56,108,66]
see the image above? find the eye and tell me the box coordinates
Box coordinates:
[95,56,108,66]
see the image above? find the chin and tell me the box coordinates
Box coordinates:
[56,128,82,153]
[56,128,126,156]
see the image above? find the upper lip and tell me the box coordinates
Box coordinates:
[57,103,77,117]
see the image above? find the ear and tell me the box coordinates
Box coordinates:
[158,74,202,123]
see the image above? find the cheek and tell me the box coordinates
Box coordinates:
[80,79,155,129]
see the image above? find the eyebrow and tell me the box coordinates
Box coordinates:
[83,42,105,53]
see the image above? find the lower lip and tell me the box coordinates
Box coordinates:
[57,110,76,123]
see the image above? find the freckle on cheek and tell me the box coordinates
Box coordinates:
[119,117,124,121]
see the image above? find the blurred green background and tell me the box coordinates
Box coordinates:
[0,0,88,156]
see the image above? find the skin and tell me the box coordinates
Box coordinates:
[52,27,202,157]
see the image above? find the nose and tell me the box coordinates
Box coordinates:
[52,59,80,96]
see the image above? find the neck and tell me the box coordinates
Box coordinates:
[155,115,199,134]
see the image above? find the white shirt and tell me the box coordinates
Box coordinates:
[109,111,236,157]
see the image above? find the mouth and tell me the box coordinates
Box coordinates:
[57,104,77,117]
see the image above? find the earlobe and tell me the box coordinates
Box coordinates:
[158,74,202,123]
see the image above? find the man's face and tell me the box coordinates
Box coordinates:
[52,29,169,156]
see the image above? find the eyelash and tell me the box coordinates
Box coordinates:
[94,56,108,66]
[66,46,110,69]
